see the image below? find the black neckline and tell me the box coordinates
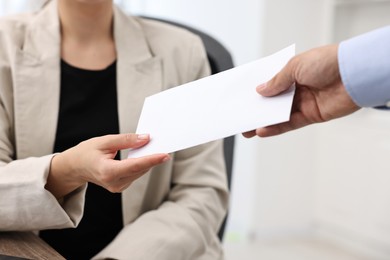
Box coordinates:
[61,59,117,76]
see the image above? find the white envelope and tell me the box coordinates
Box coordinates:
[128,44,295,158]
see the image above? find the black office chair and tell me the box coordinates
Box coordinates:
[141,16,235,241]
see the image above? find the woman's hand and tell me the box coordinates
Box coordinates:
[46,133,170,198]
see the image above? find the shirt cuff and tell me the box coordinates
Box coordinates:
[338,26,390,107]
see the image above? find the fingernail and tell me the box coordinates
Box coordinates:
[257,83,267,92]
[162,155,171,163]
[137,134,149,140]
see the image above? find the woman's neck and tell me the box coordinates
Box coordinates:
[58,0,116,70]
[58,0,113,42]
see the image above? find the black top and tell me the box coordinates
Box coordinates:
[40,60,123,260]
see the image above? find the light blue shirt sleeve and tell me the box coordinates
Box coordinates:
[338,25,390,107]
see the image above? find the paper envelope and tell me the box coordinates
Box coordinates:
[128,44,295,158]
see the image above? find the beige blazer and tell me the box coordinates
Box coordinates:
[0,1,229,259]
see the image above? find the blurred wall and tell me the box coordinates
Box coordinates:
[315,1,390,258]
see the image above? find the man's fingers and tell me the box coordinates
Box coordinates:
[257,58,297,97]
[242,130,257,138]
[255,125,287,137]
[256,112,312,137]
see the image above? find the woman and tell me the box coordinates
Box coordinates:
[0,0,229,259]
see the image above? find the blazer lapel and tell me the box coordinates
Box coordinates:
[14,0,61,159]
[114,7,164,224]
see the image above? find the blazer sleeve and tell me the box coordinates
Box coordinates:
[93,35,229,260]
[0,155,86,231]
[0,51,86,232]
[338,25,390,107]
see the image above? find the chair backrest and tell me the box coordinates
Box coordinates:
[141,16,235,241]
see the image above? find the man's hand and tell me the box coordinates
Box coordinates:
[244,44,359,138]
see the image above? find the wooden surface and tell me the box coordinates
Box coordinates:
[0,232,65,260]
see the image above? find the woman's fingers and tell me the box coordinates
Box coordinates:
[48,133,171,197]
[94,153,170,191]
[106,171,148,193]
[95,133,151,151]
[110,153,170,178]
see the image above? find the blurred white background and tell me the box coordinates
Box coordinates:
[1,0,390,259]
